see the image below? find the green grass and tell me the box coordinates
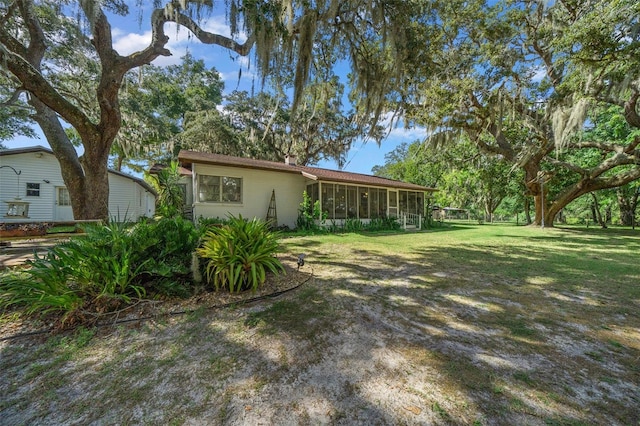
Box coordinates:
[1,223,638,425]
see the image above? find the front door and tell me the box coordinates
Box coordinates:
[55,186,74,220]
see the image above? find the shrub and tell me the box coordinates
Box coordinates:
[296,190,326,231]
[343,218,365,232]
[365,216,401,232]
[197,215,285,293]
[0,218,201,321]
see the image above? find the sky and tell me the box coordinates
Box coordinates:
[4,6,428,176]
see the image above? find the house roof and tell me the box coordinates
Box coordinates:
[1,145,157,196]
[149,163,193,176]
[178,150,437,192]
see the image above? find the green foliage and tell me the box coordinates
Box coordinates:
[197,215,285,293]
[296,190,326,231]
[0,218,200,320]
[197,216,231,228]
[145,161,185,218]
[343,218,365,232]
[366,216,401,232]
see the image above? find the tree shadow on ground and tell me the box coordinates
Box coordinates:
[1,227,639,424]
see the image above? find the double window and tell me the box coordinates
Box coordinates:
[198,175,242,203]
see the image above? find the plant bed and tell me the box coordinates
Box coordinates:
[0,223,51,238]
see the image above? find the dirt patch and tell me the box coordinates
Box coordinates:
[1,235,639,425]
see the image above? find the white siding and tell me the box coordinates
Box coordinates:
[1,149,155,222]
[108,173,138,221]
[192,164,306,228]
[1,151,64,222]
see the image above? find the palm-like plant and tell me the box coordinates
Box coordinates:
[197,215,285,292]
[145,161,185,218]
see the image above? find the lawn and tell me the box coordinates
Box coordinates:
[1,223,639,425]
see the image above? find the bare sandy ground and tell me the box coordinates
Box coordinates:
[1,245,639,425]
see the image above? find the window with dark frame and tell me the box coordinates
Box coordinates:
[26,182,40,197]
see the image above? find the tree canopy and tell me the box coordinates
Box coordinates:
[0,0,412,219]
[398,0,640,225]
[1,0,638,224]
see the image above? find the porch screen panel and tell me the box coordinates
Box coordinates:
[409,192,417,214]
[370,189,379,218]
[417,193,424,215]
[322,183,335,219]
[358,187,369,219]
[389,191,398,217]
[399,191,407,214]
[379,189,388,217]
[335,185,346,219]
[347,186,358,218]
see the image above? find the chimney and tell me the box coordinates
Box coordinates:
[285,154,297,166]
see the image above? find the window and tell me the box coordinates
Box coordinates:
[198,175,242,203]
[26,182,40,197]
[57,187,71,206]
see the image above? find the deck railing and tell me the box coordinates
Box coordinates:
[399,212,422,230]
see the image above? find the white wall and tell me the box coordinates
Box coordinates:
[192,163,306,228]
[1,151,63,222]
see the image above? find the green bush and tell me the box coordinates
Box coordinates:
[296,190,326,231]
[343,218,365,232]
[197,215,285,293]
[0,218,201,320]
[366,216,401,232]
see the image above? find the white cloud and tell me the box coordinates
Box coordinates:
[387,126,429,141]
[377,111,429,142]
[531,66,547,83]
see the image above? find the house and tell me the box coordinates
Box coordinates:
[0,146,156,222]
[178,150,437,229]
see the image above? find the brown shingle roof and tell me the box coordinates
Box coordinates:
[178,150,436,192]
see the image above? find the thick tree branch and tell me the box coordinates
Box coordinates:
[0,87,26,108]
[589,152,639,180]
[545,157,588,176]
[624,89,640,128]
[158,8,255,57]
[0,46,97,141]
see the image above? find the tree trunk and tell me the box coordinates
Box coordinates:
[617,187,637,226]
[590,193,607,228]
[524,196,532,225]
[31,99,110,220]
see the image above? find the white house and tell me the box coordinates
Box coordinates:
[178,150,437,229]
[0,146,156,222]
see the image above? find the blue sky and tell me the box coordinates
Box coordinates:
[5,7,428,176]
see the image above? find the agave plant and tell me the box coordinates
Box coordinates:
[197,215,285,292]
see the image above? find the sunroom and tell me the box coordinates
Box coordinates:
[305,181,427,229]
